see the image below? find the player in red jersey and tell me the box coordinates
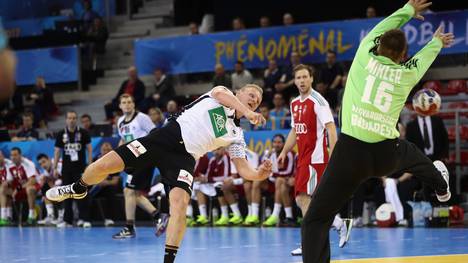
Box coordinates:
[278,64,349,256]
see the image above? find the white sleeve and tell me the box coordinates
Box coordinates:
[22,158,37,178]
[140,114,156,133]
[117,118,123,138]
[5,165,13,182]
[290,103,295,127]
[228,140,246,159]
[246,149,259,169]
[315,103,334,126]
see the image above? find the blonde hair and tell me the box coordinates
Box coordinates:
[240,84,263,95]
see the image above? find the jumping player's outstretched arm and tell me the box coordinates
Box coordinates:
[231,157,272,182]
[404,25,454,87]
[359,0,432,55]
[211,86,265,125]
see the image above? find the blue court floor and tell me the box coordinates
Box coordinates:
[0,227,467,263]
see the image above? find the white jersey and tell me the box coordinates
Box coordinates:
[176,89,246,160]
[117,112,155,143]
[6,157,37,182]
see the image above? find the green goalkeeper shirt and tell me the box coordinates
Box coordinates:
[341,3,443,143]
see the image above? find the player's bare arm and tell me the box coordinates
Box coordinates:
[278,128,297,164]
[211,86,266,125]
[231,157,272,182]
[325,122,337,155]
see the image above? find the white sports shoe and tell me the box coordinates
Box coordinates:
[104,219,115,227]
[338,219,350,248]
[76,219,84,227]
[433,161,451,202]
[56,221,73,228]
[82,221,92,228]
[46,184,87,202]
[291,246,302,256]
[37,216,54,226]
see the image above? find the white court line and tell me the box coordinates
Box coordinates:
[193,247,207,250]
[452,236,466,239]
[13,259,27,262]
[425,237,440,240]
[90,253,106,257]
[65,255,79,258]
[242,245,257,248]
[39,257,54,260]
[219,246,233,249]
[117,252,131,255]
[401,238,413,241]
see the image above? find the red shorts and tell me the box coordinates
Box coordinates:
[294,163,327,197]
[14,183,41,201]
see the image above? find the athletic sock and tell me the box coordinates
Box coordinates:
[220,205,229,218]
[126,220,135,231]
[252,203,260,217]
[272,203,282,218]
[199,204,207,218]
[164,245,178,263]
[46,204,54,218]
[186,204,193,217]
[229,203,241,217]
[72,179,88,194]
[151,210,159,220]
[284,207,293,219]
[247,205,252,216]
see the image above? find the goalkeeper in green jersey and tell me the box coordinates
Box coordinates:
[301,1,454,262]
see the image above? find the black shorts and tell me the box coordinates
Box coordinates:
[125,166,154,190]
[114,120,196,195]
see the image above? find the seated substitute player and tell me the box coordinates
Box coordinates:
[47,84,272,263]
[186,153,209,226]
[192,147,230,226]
[36,153,64,226]
[6,147,39,225]
[220,148,259,226]
[262,134,296,227]
[0,151,13,225]
[301,1,455,262]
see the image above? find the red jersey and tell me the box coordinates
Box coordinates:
[290,90,334,167]
[206,154,230,183]
[193,154,209,177]
[6,157,37,189]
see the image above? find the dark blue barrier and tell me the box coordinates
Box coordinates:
[15,46,79,85]
[135,10,468,75]
[3,16,68,38]
[0,0,114,23]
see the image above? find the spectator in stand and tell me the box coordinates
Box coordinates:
[231,61,253,91]
[81,0,100,32]
[11,112,39,141]
[270,93,290,129]
[89,142,121,226]
[188,22,199,35]
[0,87,23,128]
[0,151,13,226]
[252,104,273,130]
[148,107,166,128]
[154,69,175,109]
[192,147,230,226]
[263,59,283,105]
[283,13,294,26]
[276,52,302,102]
[212,64,232,89]
[316,50,344,111]
[366,6,377,18]
[262,134,296,227]
[232,17,246,31]
[259,16,271,28]
[104,66,146,121]
[80,114,100,137]
[28,76,57,126]
[164,100,179,119]
[36,153,64,226]
[86,16,109,69]
[5,147,39,225]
